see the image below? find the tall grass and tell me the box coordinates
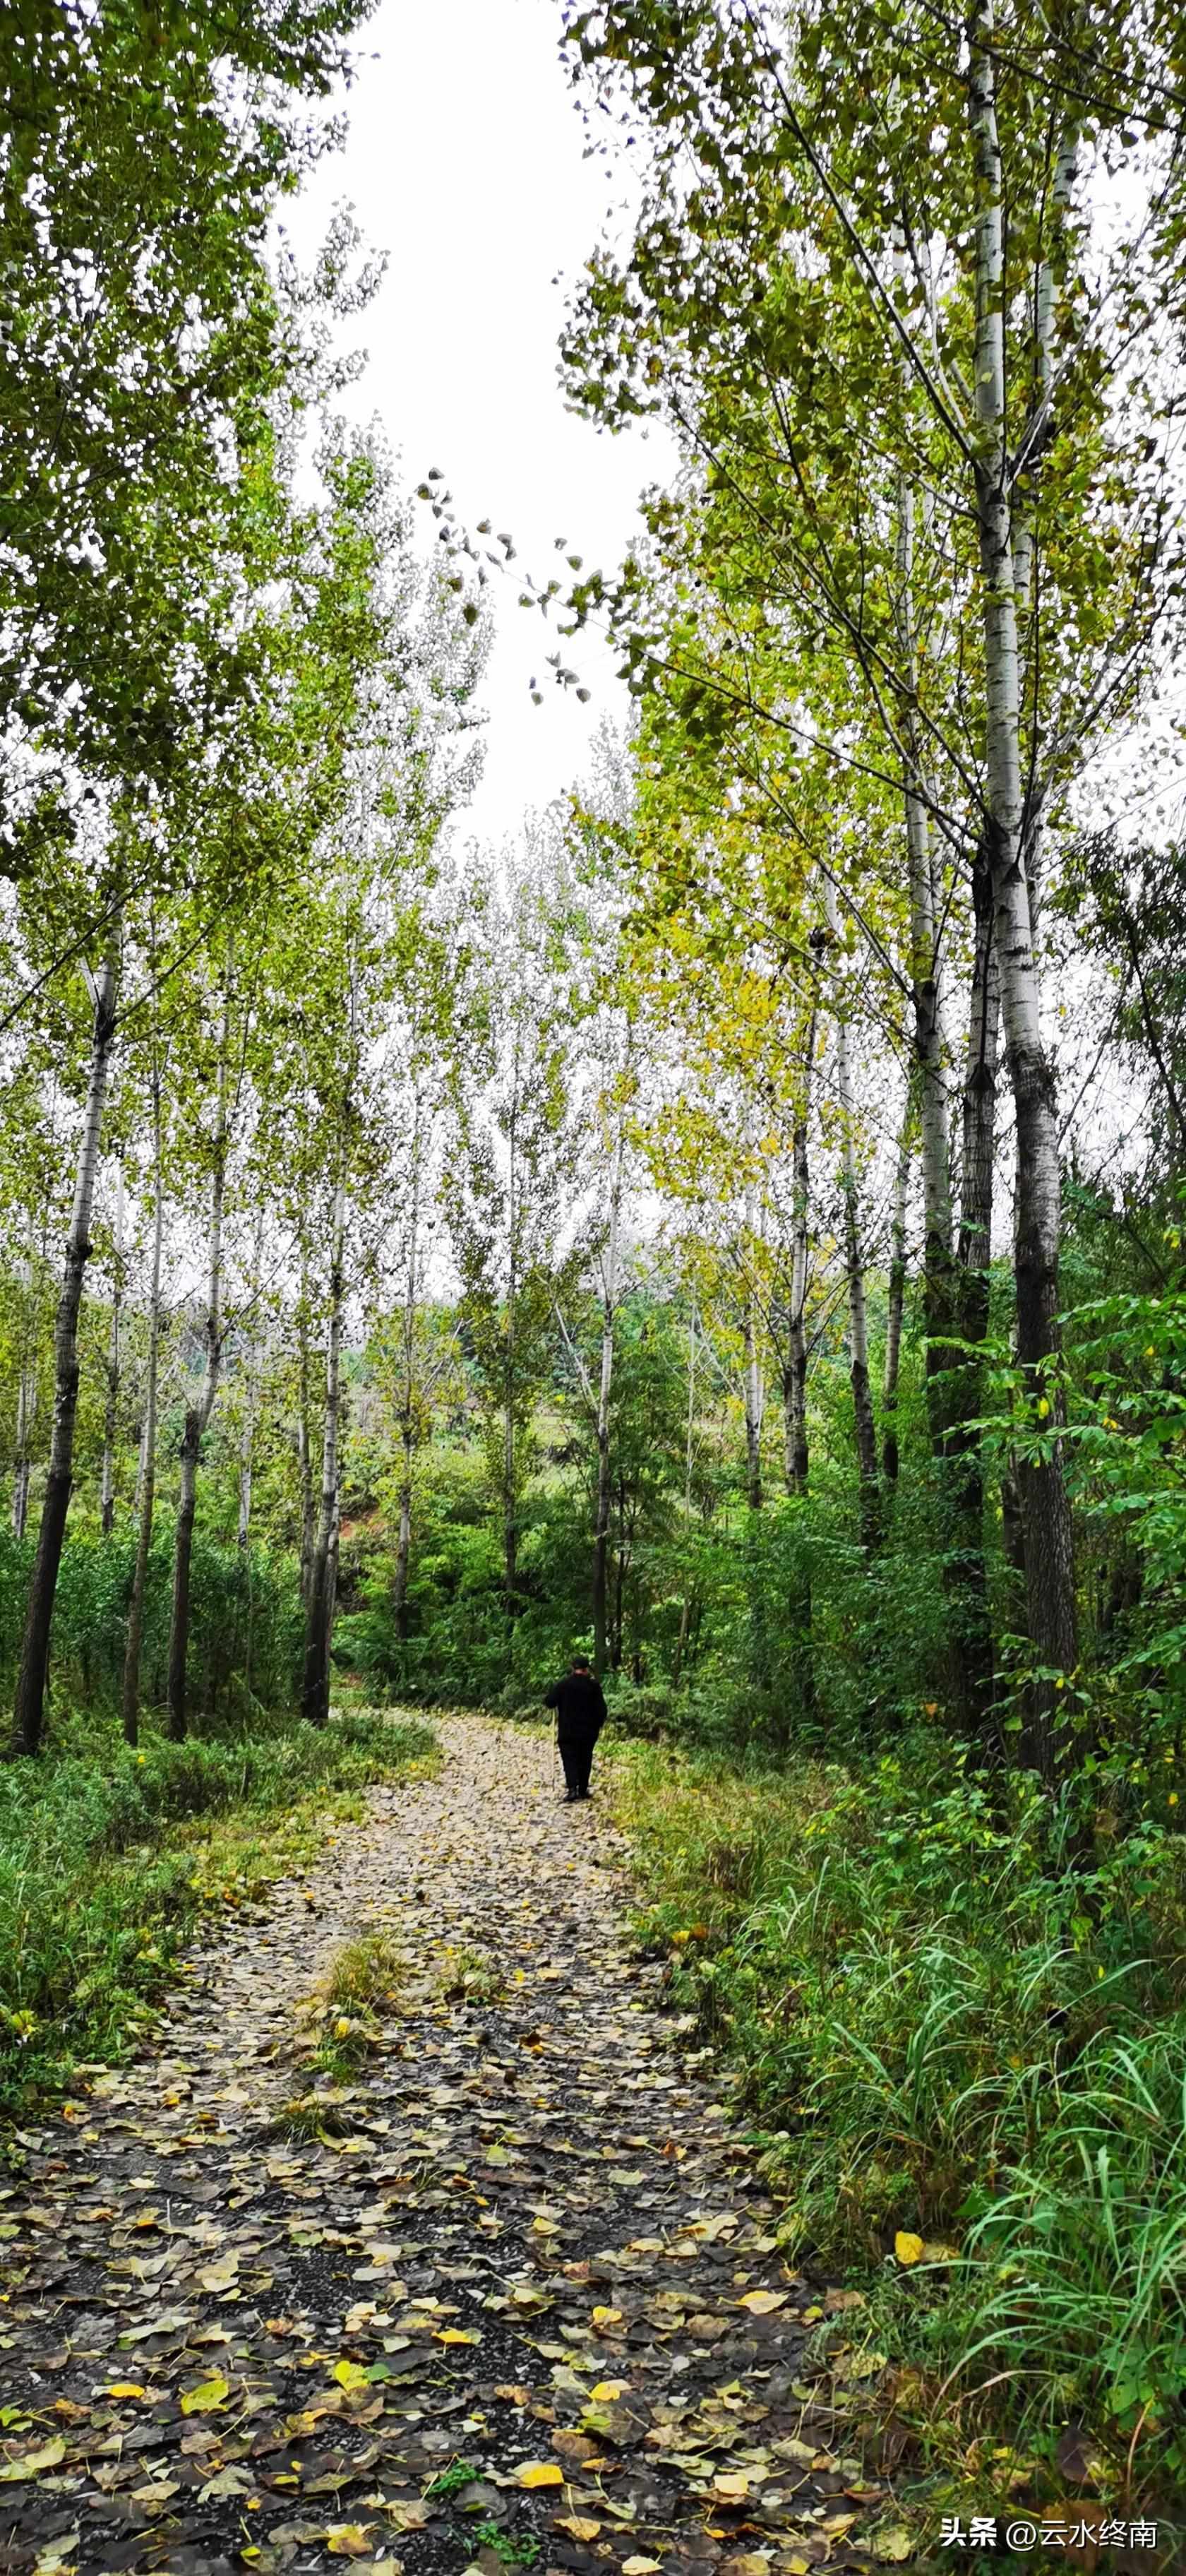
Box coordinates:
[611,1734,1186,2498]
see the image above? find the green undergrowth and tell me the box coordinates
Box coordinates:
[0,1705,438,2115]
[609,1731,1186,2509]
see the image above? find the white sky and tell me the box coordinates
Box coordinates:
[283,0,671,845]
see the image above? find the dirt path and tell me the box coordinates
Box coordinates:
[0,1717,888,2576]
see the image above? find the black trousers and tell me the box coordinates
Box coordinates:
[558,1729,597,1796]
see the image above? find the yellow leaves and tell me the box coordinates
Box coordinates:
[554,2517,602,2543]
[589,2378,627,2401]
[736,2289,786,2315]
[104,2382,146,2400]
[198,2250,240,2293]
[591,2303,622,2329]
[326,2527,375,2558]
[893,2229,959,2266]
[433,2328,477,2346]
[32,2539,80,2576]
[517,2460,565,2488]
[870,2527,914,2563]
[0,2435,67,2481]
[712,2473,750,2503]
[622,2556,662,2573]
[179,2373,229,2415]
[334,2017,352,2039]
[331,2360,369,2390]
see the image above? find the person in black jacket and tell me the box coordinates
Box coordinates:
[544,1657,607,1803]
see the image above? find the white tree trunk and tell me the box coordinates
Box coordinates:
[12,940,119,1755]
[122,1046,165,1745]
[969,2,1077,1779]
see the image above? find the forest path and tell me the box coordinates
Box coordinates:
[1,1715,888,2576]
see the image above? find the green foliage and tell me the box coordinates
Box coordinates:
[0,1706,434,2113]
[0,1522,301,1727]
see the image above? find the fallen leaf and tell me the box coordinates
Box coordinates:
[622,2557,661,2573]
[554,2516,601,2543]
[326,2528,375,2559]
[517,2461,564,2488]
[712,2474,749,2503]
[33,2535,80,2575]
[104,2382,146,2399]
[870,2529,914,2563]
[332,2360,369,2390]
[892,2231,924,2266]
[589,2379,627,2401]
[737,2290,787,2315]
[0,2435,67,2481]
[433,2328,478,2345]
[179,2373,229,2415]
[198,2251,240,2292]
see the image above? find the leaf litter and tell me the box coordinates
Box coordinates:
[0,1717,894,2575]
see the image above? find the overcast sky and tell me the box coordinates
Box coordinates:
[284,0,670,846]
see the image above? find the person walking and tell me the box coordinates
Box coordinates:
[544,1654,607,1803]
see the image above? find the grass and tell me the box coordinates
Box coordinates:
[436,1939,506,2005]
[606,1729,1186,2511]
[0,1701,437,2115]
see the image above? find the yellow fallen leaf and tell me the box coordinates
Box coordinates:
[33,2537,79,2576]
[179,2374,229,2416]
[871,2529,914,2564]
[0,2435,67,2481]
[591,2303,623,2328]
[737,2290,787,2315]
[105,2383,145,2400]
[622,2558,661,2574]
[331,2360,369,2390]
[712,2474,749,2502]
[433,2328,477,2345]
[198,2252,240,2293]
[517,2461,565,2488]
[589,2379,627,2401]
[325,2528,374,2558]
[722,2556,769,2576]
[893,2231,925,2266]
[555,2517,601,2543]
[921,2240,962,2265]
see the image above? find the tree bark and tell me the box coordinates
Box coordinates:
[167,969,232,1742]
[100,1167,124,1536]
[393,1121,421,1645]
[11,943,119,1755]
[296,1246,316,1606]
[741,1181,764,1510]
[969,4,1077,1783]
[303,1167,346,1728]
[672,1292,697,1687]
[236,1214,265,1551]
[824,882,880,1550]
[882,1092,912,1482]
[783,1007,815,1494]
[896,475,954,1428]
[945,842,1002,1751]
[593,1127,625,1678]
[121,1049,165,1746]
